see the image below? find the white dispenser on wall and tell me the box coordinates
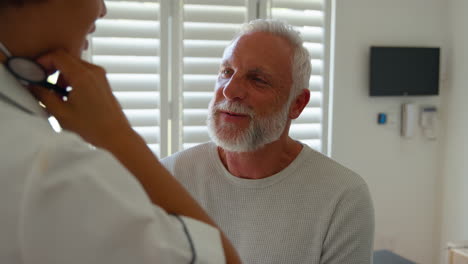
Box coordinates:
[401,103,417,138]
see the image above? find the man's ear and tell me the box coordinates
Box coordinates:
[289,89,310,119]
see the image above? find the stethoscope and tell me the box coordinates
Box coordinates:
[0,41,71,101]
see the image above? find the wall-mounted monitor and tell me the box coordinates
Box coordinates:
[369,47,440,96]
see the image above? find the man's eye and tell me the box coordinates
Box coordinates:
[253,77,268,85]
[220,69,232,76]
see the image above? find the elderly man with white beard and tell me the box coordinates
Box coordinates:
[162,19,374,264]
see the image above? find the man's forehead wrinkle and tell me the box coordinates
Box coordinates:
[220,46,274,74]
[220,35,287,78]
[251,67,269,73]
[249,67,274,78]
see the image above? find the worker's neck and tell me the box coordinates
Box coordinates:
[218,135,303,180]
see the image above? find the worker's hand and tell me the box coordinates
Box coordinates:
[29,50,133,149]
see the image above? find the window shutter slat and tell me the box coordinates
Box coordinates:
[183,92,212,109]
[113,91,159,109]
[184,23,240,40]
[304,43,323,59]
[105,1,159,20]
[185,0,245,6]
[273,0,324,11]
[93,38,159,56]
[133,126,160,144]
[183,75,217,92]
[95,20,160,38]
[271,9,323,27]
[308,92,322,108]
[124,109,160,127]
[184,40,229,58]
[271,0,326,152]
[309,76,322,92]
[108,74,159,92]
[92,0,328,156]
[292,108,322,124]
[300,139,321,150]
[183,126,210,143]
[184,5,246,24]
[184,58,221,75]
[297,27,323,43]
[289,124,321,140]
[93,56,159,74]
[178,2,249,151]
[311,59,323,75]
[91,0,162,156]
[183,109,209,126]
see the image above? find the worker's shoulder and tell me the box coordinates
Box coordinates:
[0,107,97,164]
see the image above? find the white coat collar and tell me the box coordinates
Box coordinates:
[0,64,49,118]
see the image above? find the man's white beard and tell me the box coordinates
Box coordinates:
[207,100,290,153]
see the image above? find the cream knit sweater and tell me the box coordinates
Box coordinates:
[162,142,374,264]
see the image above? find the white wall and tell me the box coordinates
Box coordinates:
[439,0,468,262]
[331,0,447,263]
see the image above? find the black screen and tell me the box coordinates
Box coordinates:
[370,47,440,96]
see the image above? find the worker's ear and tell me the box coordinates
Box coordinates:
[288,89,310,119]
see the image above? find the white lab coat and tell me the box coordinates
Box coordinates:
[0,65,225,264]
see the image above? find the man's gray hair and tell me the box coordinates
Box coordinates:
[234,19,312,99]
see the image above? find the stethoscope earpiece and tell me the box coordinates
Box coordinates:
[0,42,70,99]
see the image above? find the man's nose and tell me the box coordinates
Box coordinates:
[222,74,247,101]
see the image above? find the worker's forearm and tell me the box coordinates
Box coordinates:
[101,128,210,218]
[99,128,241,263]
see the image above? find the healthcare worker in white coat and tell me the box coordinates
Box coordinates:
[0,0,241,263]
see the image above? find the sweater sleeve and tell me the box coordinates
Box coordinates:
[320,183,375,264]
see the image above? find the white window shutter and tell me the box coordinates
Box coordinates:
[89,0,329,157]
[90,0,165,157]
[266,0,326,152]
[178,0,251,151]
